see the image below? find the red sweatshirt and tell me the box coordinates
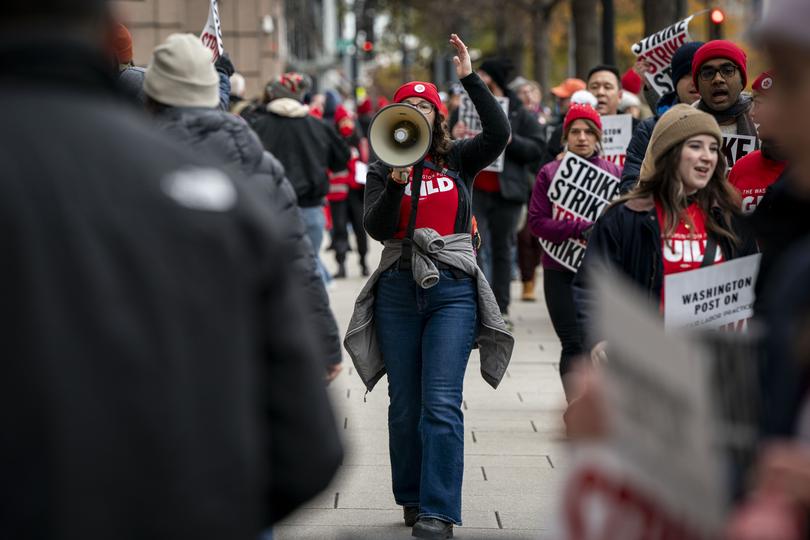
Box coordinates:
[728,150,786,215]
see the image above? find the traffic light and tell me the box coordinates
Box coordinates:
[709,8,725,40]
[362,40,374,55]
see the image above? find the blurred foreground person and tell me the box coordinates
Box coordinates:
[0,4,342,539]
[346,34,513,539]
[144,33,343,377]
[528,104,621,401]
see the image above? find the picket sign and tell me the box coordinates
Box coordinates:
[200,0,225,61]
[664,254,762,332]
[458,94,510,172]
[631,15,695,97]
[600,114,633,169]
[557,274,726,539]
[722,134,759,170]
[538,153,620,272]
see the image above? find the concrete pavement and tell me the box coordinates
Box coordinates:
[275,242,569,539]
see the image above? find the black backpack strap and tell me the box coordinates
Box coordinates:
[422,159,461,183]
[399,162,425,270]
[701,236,718,268]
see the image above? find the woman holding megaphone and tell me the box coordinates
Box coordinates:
[344,34,512,539]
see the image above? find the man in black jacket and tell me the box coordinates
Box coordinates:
[248,74,351,283]
[0,4,342,539]
[620,41,704,194]
[451,58,546,317]
[143,33,344,378]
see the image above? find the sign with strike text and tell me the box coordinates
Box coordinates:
[664,254,761,332]
[631,15,694,97]
[538,153,620,272]
[200,0,225,60]
[722,134,759,170]
[558,275,726,539]
[601,114,633,169]
[458,94,510,172]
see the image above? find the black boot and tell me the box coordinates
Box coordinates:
[412,517,453,539]
[333,262,346,279]
[403,506,419,527]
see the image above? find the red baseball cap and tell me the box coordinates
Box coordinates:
[752,70,774,94]
[564,103,602,133]
[393,81,443,115]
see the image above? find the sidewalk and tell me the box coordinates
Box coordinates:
[275,243,569,539]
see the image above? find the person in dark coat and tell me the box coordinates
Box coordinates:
[248,73,351,283]
[0,7,342,539]
[449,57,546,318]
[143,33,344,377]
[620,41,704,194]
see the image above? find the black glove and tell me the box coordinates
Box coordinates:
[215,53,235,77]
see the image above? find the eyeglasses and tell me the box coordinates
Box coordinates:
[699,64,738,82]
[408,102,434,114]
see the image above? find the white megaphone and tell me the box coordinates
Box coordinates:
[368,103,433,168]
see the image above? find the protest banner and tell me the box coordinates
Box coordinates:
[537,153,620,272]
[601,114,633,168]
[631,15,694,97]
[558,274,726,539]
[200,0,224,61]
[664,254,762,332]
[458,94,509,172]
[722,134,759,170]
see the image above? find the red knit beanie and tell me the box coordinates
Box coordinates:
[692,40,748,89]
[393,81,443,114]
[621,68,643,95]
[752,70,774,94]
[564,103,602,134]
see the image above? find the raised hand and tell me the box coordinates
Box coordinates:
[449,34,472,79]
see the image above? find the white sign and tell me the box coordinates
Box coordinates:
[722,134,759,170]
[558,274,726,539]
[664,254,762,332]
[538,153,620,272]
[631,16,694,97]
[458,94,510,172]
[601,114,633,169]
[200,0,225,60]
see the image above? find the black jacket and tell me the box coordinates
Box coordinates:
[248,99,351,208]
[364,72,511,241]
[0,42,342,539]
[620,92,678,194]
[153,107,343,366]
[450,89,544,203]
[573,196,759,347]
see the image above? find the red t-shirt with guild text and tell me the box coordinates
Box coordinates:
[655,199,724,311]
[728,150,786,215]
[394,167,459,239]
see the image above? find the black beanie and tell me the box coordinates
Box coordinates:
[670,41,704,87]
[478,58,514,93]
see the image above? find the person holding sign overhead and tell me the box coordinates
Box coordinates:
[346,34,512,540]
[574,105,758,359]
[527,103,621,401]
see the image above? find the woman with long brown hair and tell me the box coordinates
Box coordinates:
[573,104,758,359]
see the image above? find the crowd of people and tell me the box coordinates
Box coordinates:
[5,0,810,538]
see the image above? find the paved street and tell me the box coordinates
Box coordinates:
[275,242,569,539]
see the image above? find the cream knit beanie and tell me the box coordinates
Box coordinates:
[639,104,723,182]
[144,34,219,108]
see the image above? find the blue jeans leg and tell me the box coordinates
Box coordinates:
[419,272,477,525]
[375,270,423,508]
[299,205,330,284]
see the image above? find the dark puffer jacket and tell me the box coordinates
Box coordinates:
[154,107,342,366]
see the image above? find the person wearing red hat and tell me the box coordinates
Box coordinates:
[350,34,512,539]
[527,104,621,401]
[692,40,757,137]
[326,105,369,278]
[728,71,787,214]
[544,78,588,164]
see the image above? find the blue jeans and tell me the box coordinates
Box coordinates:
[299,205,331,284]
[374,268,478,525]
